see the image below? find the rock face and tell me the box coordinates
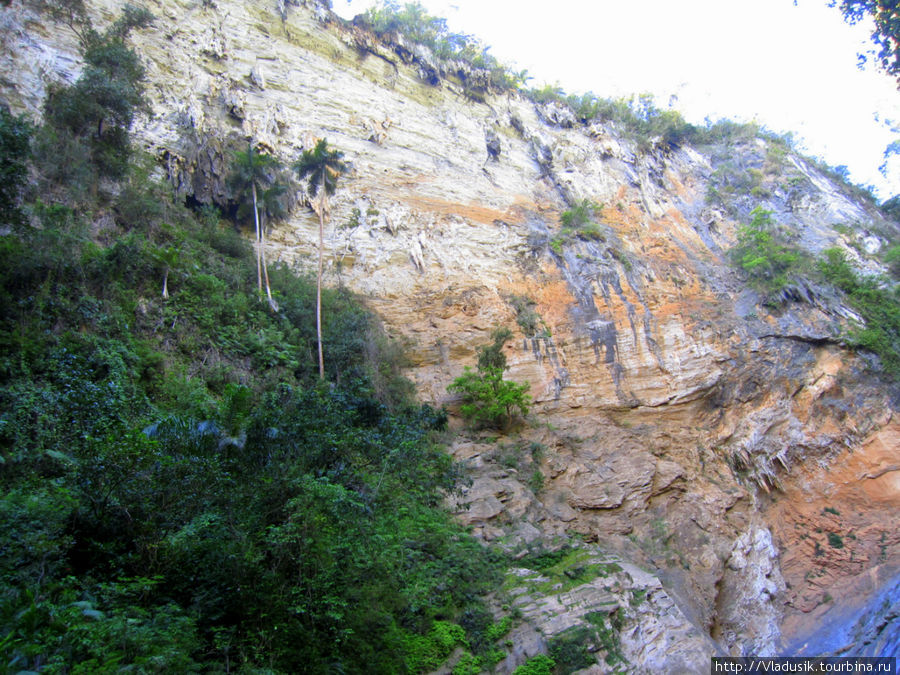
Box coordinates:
[2,0,898,669]
[713,527,786,656]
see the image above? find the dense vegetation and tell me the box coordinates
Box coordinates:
[725,204,900,380]
[0,8,513,672]
[358,0,528,91]
[2,0,898,670]
[818,247,900,379]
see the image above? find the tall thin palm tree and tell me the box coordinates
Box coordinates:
[294,139,347,380]
[258,181,288,311]
[229,142,281,306]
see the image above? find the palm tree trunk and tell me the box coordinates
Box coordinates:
[261,213,276,311]
[252,182,262,296]
[162,267,169,299]
[316,175,326,380]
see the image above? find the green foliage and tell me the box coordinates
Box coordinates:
[477,326,512,371]
[549,237,564,255]
[560,199,596,229]
[585,609,626,666]
[360,1,518,92]
[512,653,555,675]
[0,106,31,227]
[1,105,500,672]
[511,547,622,597]
[548,626,594,672]
[818,247,900,379]
[452,652,483,675]
[519,546,572,571]
[28,0,88,29]
[294,138,347,198]
[528,468,545,493]
[399,620,468,672]
[42,8,152,180]
[730,206,806,299]
[884,243,900,277]
[827,532,845,548]
[546,91,696,149]
[508,294,549,338]
[485,616,513,642]
[554,198,607,248]
[229,144,283,212]
[294,138,349,377]
[229,142,285,304]
[882,195,900,222]
[449,328,530,429]
[832,0,900,85]
[450,368,531,429]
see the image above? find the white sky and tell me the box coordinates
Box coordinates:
[333,0,900,201]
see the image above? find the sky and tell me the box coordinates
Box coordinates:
[332,0,900,201]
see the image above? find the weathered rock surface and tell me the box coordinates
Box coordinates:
[498,549,719,673]
[2,0,898,668]
[713,526,786,656]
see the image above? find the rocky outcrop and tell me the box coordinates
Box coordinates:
[499,548,719,674]
[2,0,898,669]
[713,527,786,656]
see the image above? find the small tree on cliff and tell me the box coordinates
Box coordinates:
[449,327,531,429]
[294,139,348,380]
[41,4,153,181]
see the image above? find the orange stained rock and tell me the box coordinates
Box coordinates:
[533,280,577,329]
[403,194,528,225]
[767,415,899,622]
[664,170,689,198]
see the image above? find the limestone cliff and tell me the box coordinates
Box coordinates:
[2,0,898,668]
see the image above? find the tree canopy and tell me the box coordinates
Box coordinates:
[831,0,900,86]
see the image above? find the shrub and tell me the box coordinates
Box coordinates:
[528,469,545,493]
[818,247,900,380]
[548,626,594,672]
[360,1,517,92]
[560,198,600,230]
[508,294,549,338]
[42,6,152,180]
[731,206,805,298]
[884,243,900,278]
[449,328,530,429]
[512,653,555,675]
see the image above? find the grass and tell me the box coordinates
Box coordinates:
[508,548,623,595]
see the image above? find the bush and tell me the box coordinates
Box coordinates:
[818,247,900,380]
[513,654,555,675]
[731,206,806,299]
[42,7,151,180]
[449,328,530,429]
[360,1,517,92]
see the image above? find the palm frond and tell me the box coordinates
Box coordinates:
[294,138,347,197]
